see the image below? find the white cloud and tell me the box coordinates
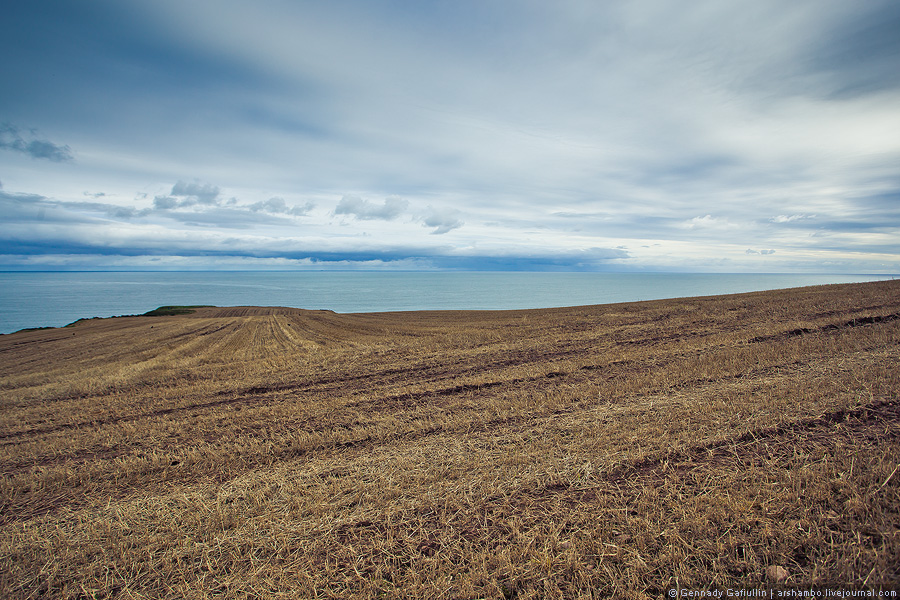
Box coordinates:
[422,207,464,235]
[771,214,813,223]
[681,215,738,230]
[249,197,314,215]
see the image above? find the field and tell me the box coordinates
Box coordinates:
[1,280,899,598]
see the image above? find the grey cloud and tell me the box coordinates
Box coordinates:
[154,190,316,223]
[764,211,900,233]
[0,123,73,162]
[426,247,631,271]
[0,191,117,226]
[0,190,51,217]
[746,249,776,255]
[171,180,220,205]
[423,207,464,234]
[163,208,262,229]
[815,219,900,232]
[334,195,408,220]
[290,201,315,216]
[152,180,222,210]
[26,140,74,162]
[153,195,179,210]
[806,2,900,98]
[552,247,630,262]
[250,197,288,213]
[73,201,149,220]
[106,206,144,219]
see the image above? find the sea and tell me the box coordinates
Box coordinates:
[0,271,895,335]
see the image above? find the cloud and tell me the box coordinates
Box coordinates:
[153,195,179,210]
[334,195,408,220]
[153,180,223,210]
[161,207,285,229]
[170,180,220,205]
[423,247,631,271]
[249,197,287,213]
[422,207,464,234]
[746,248,776,255]
[804,2,900,99]
[0,190,133,228]
[771,214,813,223]
[680,215,735,230]
[249,196,314,215]
[0,123,73,162]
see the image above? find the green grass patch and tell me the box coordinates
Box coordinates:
[64,317,103,327]
[11,326,55,333]
[143,305,215,317]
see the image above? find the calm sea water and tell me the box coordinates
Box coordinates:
[0,271,894,334]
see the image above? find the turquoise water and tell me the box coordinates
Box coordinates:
[0,271,894,334]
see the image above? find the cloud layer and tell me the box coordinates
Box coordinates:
[0,0,898,271]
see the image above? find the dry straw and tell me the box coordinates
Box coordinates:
[1,281,899,598]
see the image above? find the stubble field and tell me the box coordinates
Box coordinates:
[1,280,899,598]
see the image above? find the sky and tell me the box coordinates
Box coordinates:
[1,0,899,272]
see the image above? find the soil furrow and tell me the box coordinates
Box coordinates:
[748,312,900,343]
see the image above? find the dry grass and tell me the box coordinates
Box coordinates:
[1,280,899,598]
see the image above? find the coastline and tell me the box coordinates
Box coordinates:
[1,271,895,334]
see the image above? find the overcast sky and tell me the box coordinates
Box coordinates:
[2,0,899,272]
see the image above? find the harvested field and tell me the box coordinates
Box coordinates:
[1,280,899,598]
